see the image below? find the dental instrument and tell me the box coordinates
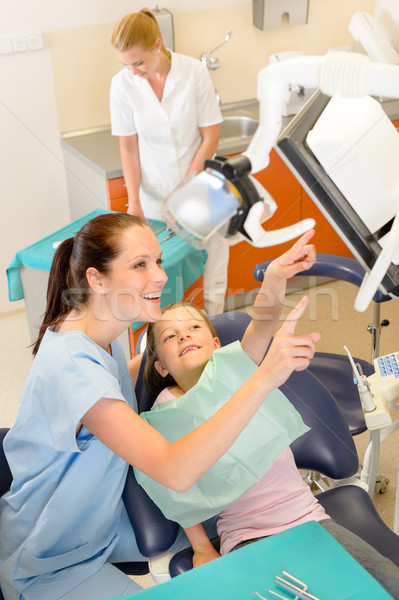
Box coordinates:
[254,571,321,600]
[344,345,376,413]
[160,231,176,243]
[154,225,166,235]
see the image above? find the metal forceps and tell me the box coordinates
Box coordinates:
[160,231,176,243]
[154,225,166,235]
[253,571,321,600]
[146,220,166,236]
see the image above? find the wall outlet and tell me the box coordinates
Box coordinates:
[12,36,28,52]
[27,33,44,51]
[1,32,44,55]
[0,37,12,54]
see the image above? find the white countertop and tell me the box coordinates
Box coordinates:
[60,97,398,182]
[61,99,260,180]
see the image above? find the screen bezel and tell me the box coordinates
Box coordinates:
[276,90,399,297]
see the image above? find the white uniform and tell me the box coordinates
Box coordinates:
[110,52,229,315]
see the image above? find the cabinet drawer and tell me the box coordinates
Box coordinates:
[107,177,127,199]
[109,196,128,212]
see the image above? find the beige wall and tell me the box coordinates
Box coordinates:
[49,0,374,134]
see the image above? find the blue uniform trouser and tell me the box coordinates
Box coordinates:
[1,512,217,600]
[59,515,218,600]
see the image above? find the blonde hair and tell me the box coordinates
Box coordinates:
[111,8,170,60]
[144,303,218,396]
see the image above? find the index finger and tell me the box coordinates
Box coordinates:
[289,229,315,260]
[280,296,309,335]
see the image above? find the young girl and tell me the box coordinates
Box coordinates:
[0,213,319,600]
[141,233,399,598]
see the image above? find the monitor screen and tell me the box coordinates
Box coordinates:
[276,90,399,298]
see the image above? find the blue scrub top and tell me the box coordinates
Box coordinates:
[0,329,137,600]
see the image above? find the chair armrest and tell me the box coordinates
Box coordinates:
[317,485,399,567]
[253,254,391,303]
[169,538,220,578]
[122,467,179,556]
[0,428,12,498]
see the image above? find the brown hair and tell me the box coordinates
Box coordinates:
[144,302,218,396]
[33,212,146,355]
[111,8,171,60]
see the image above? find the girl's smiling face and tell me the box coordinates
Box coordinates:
[152,305,221,390]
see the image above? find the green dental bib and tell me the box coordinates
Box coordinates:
[134,341,308,528]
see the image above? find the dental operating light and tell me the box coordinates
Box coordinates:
[162,51,399,311]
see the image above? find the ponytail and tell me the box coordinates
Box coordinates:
[33,237,74,355]
[111,8,171,60]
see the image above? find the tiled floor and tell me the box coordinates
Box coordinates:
[1,278,399,590]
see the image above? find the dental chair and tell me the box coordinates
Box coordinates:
[168,363,399,576]
[253,253,393,496]
[131,312,399,578]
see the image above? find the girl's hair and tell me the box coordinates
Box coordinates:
[144,302,218,397]
[111,8,171,60]
[33,212,146,355]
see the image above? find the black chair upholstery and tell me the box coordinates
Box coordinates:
[309,352,373,435]
[281,369,359,478]
[0,429,11,499]
[317,485,399,567]
[0,429,12,599]
[122,466,179,558]
[169,538,220,578]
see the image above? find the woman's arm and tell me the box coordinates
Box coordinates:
[187,124,220,177]
[184,524,221,567]
[241,230,316,365]
[119,134,144,219]
[81,297,319,493]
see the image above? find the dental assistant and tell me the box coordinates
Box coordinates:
[110,9,229,316]
[0,213,320,600]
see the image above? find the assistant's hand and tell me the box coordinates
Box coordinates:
[126,201,145,220]
[267,229,316,281]
[260,296,320,387]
